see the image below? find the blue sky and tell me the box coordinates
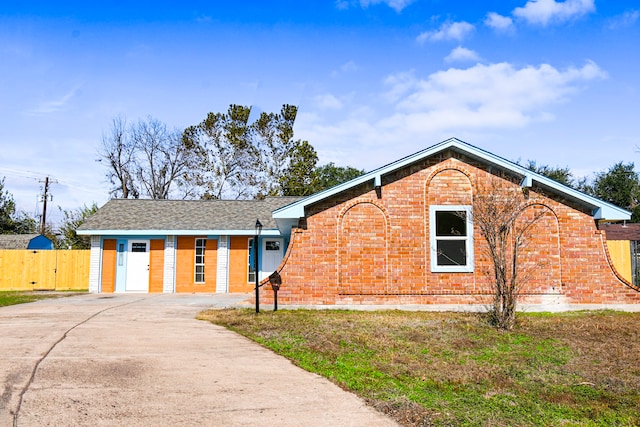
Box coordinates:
[1,0,639,227]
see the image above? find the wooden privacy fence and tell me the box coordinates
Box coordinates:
[0,250,90,291]
[606,240,634,285]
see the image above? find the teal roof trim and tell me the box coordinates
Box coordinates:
[76,229,282,237]
[273,138,631,221]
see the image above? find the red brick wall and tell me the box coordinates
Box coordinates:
[339,201,389,294]
[261,155,640,306]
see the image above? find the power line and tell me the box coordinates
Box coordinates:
[38,176,58,235]
[0,166,47,181]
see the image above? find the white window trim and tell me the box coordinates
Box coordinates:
[429,205,474,273]
[194,238,206,283]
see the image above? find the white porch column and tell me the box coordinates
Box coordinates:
[163,235,176,293]
[216,235,229,293]
[88,236,101,293]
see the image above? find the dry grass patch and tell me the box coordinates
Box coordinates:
[198,309,640,426]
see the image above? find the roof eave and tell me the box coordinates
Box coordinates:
[272,137,631,222]
[76,229,283,237]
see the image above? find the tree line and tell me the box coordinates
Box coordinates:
[0,178,98,249]
[525,160,640,222]
[100,104,364,201]
[2,103,640,248]
[0,104,365,247]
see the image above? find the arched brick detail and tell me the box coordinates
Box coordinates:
[424,164,475,204]
[424,166,475,288]
[338,200,390,294]
[516,203,562,294]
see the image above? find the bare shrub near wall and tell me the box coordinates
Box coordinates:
[471,178,547,330]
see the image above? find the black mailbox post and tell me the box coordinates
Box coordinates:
[269,271,282,312]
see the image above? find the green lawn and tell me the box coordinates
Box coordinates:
[0,291,79,307]
[198,309,640,427]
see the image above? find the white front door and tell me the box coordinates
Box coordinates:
[125,240,150,292]
[260,238,284,281]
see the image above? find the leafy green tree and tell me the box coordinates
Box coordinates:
[184,104,319,199]
[183,105,255,199]
[0,178,17,233]
[56,203,99,249]
[280,140,319,196]
[590,162,640,221]
[253,105,298,196]
[572,176,594,195]
[310,163,365,193]
[0,178,37,234]
[280,156,365,197]
[13,213,37,234]
[525,160,575,188]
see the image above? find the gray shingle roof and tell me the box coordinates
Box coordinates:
[599,223,640,241]
[77,197,301,234]
[0,234,41,249]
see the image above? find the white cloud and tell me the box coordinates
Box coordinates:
[382,70,418,102]
[362,0,415,13]
[340,60,358,73]
[332,60,359,77]
[605,10,640,30]
[335,0,415,13]
[28,86,81,115]
[417,21,475,43]
[513,0,595,26]
[194,15,213,23]
[314,94,344,110]
[392,61,606,117]
[295,61,607,171]
[484,12,514,31]
[444,46,481,63]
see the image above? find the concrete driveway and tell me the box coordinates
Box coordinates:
[0,293,397,426]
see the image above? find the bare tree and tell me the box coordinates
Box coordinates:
[100,116,198,199]
[471,178,547,330]
[100,116,139,198]
[131,117,197,199]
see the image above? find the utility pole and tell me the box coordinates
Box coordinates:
[39,177,57,235]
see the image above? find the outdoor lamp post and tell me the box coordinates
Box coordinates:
[254,219,263,313]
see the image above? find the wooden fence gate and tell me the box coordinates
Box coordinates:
[0,250,90,291]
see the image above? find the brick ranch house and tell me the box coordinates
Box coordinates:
[262,138,640,309]
[78,138,640,309]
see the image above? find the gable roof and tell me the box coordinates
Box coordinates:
[273,138,631,226]
[77,197,301,236]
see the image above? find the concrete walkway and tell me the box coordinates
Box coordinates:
[0,293,397,426]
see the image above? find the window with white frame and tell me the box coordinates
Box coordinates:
[429,205,474,272]
[247,238,256,283]
[194,238,206,283]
